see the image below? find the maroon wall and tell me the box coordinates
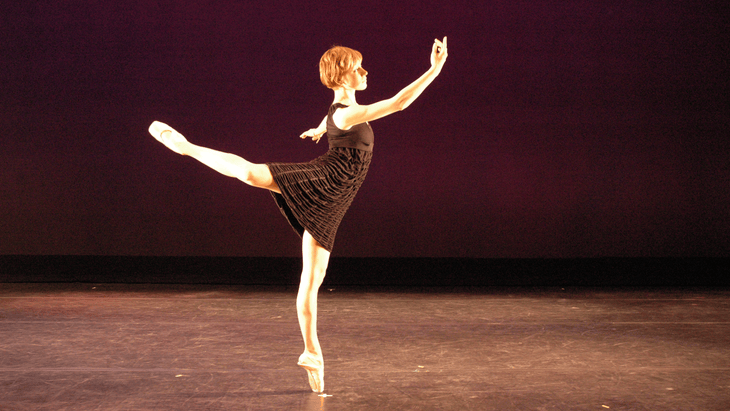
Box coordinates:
[2,1,727,257]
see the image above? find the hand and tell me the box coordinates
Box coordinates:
[300,128,324,143]
[430,36,448,71]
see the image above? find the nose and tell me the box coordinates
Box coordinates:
[359,67,368,76]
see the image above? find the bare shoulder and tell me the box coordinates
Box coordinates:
[331,104,356,130]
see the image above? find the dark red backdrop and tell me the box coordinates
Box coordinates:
[1,1,727,258]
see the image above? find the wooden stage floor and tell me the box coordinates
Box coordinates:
[1,284,729,410]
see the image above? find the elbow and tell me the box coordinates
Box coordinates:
[393,97,408,112]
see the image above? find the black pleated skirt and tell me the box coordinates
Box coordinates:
[267,147,372,252]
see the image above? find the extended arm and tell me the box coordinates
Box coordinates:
[335,37,448,130]
[300,115,328,143]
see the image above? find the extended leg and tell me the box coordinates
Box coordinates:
[296,231,330,392]
[149,121,279,192]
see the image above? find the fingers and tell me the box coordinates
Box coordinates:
[433,37,448,56]
[436,37,447,52]
[300,129,323,143]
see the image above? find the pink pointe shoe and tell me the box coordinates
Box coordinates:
[148,121,186,155]
[298,353,324,393]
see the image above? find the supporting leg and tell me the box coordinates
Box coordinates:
[296,231,330,392]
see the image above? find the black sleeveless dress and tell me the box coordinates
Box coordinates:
[267,103,374,252]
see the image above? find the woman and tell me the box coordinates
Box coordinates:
[149,37,448,393]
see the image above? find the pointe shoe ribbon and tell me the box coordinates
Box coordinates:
[148,121,185,155]
[298,353,324,393]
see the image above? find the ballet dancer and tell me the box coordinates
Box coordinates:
[149,37,448,393]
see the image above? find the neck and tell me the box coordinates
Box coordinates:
[333,87,357,106]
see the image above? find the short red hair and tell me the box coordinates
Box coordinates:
[319,46,362,89]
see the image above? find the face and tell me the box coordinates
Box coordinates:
[342,61,368,91]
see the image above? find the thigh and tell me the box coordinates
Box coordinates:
[250,164,280,193]
[301,231,330,286]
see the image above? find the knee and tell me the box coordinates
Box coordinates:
[237,168,257,186]
[238,164,275,189]
[301,266,327,289]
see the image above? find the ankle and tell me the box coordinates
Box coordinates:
[175,140,190,156]
[301,351,322,361]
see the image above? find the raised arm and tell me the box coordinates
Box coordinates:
[335,37,448,130]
